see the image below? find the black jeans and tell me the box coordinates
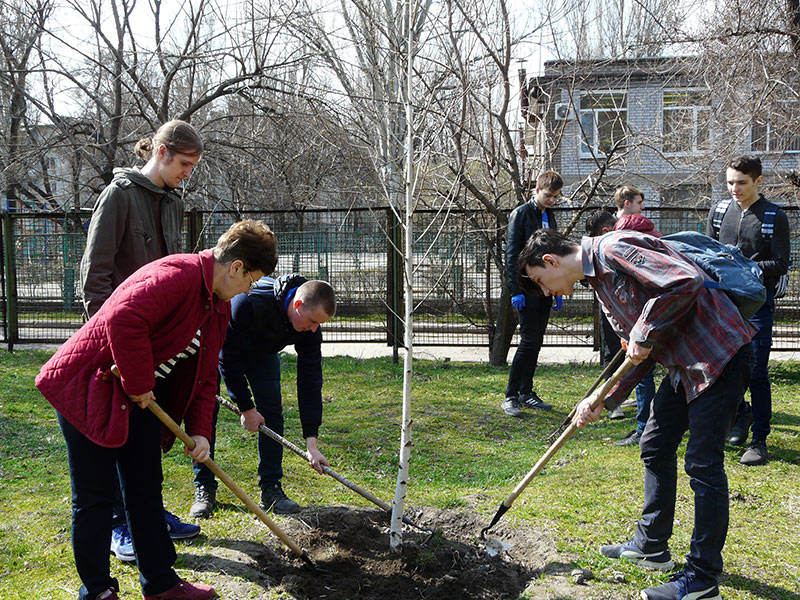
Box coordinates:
[633,344,754,584]
[195,353,284,491]
[505,294,551,397]
[58,407,180,599]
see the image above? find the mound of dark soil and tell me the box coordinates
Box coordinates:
[201,505,578,599]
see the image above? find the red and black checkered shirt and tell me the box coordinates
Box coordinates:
[583,231,758,404]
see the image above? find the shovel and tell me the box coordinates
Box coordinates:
[480,357,635,542]
[216,395,436,540]
[110,366,322,571]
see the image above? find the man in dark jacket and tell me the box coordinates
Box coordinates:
[501,170,562,417]
[80,120,204,562]
[190,276,336,517]
[707,155,791,465]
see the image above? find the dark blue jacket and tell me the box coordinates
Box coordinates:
[218,274,323,438]
[506,201,558,295]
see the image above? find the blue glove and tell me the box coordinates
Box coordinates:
[511,294,526,311]
[552,295,563,311]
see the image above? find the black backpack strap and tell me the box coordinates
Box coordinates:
[761,200,779,239]
[711,198,733,237]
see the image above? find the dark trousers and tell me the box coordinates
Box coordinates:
[58,408,180,600]
[739,294,774,442]
[505,295,551,397]
[600,311,653,433]
[633,344,753,584]
[195,353,284,492]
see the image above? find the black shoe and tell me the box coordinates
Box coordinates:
[518,391,552,411]
[260,482,301,514]
[189,485,217,519]
[740,440,768,466]
[728,404,752,446]
[614,430,642,446]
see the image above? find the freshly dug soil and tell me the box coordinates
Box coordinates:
[190,505,602,599]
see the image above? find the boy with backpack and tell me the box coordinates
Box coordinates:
[518,228,756,600]
[707,155,791,465]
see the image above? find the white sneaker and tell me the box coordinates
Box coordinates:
[620,397,636,408]
[608,406,625,419]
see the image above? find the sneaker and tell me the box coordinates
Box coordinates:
[599,539,675,571]
[143,580,215,600]
[189,486,217,519]
[620,397,637,408]
[97,588,120,600]
[164,509,201,540]
[110,525,136,562]
[640,571,720,600]
[608,405,626,419]
[501,397,523,417]
[614,430,642,446]
[518,391,552,411]
[260,482,301,514]
[728,404,752,446]
[740,440,768,466]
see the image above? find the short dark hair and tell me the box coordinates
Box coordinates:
[614,186,644,210]
[727,155,762,180]
[517,229,578,295]
[536,170,563,191]
[213,219,278,276]
[297,280,337,317]
[585,209,617,236]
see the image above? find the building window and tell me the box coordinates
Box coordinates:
[751,102,800,153]
[662,90,711,155]
[579,92,627,156]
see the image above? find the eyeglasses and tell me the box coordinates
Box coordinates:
[247,271,258,291]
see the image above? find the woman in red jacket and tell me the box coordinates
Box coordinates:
[36,220,277,600]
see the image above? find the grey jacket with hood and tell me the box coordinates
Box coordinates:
[80,167,184,317]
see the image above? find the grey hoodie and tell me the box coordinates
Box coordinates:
[80,167,184,316]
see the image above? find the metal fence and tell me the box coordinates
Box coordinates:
[2,206,799,351]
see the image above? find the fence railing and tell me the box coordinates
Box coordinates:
[2,206,799,352]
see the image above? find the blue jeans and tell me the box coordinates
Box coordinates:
[633,344,753,584]
[506,294,552,397]
[58,407,180,600]
[194,353,284,491]
[601,311,654,432]
[742,294,774,442]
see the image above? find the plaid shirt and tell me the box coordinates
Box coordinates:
[582,231,757,404]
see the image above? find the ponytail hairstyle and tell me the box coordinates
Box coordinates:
[135,120,204,161]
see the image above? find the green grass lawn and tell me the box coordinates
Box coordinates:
[1,351,798,599]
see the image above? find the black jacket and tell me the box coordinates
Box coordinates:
[707,194,790,294]
[506,201,558,295]
[218,274,323,438]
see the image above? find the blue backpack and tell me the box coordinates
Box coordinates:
[662,231,766,319]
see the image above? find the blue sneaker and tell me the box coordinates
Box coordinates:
[641,571,721,600]
[110,525,135,562]
[164,509,201,540]
[600,539,675,571]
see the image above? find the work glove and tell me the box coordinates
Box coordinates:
[511,294,526,311]
[552,295,563,311]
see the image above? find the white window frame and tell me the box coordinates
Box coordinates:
[578,90,628,158]
[661,89,711,156]
[751,100,800,154]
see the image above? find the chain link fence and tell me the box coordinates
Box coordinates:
[2,206,798,351]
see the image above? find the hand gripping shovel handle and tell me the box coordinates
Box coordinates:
[216,396,434,536]
[109,367,319,570]
[547,347,626,442]
[481,357,635,538]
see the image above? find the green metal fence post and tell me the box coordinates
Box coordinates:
[2,210,19,351]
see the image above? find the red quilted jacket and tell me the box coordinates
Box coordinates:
[36,250,230,450]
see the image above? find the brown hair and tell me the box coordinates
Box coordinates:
[135,120,204,160]
[213,220,278,276]
[614,185,644,211]
[296,280,337,317]
[536,170,563,191]
[727,155,762,179]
